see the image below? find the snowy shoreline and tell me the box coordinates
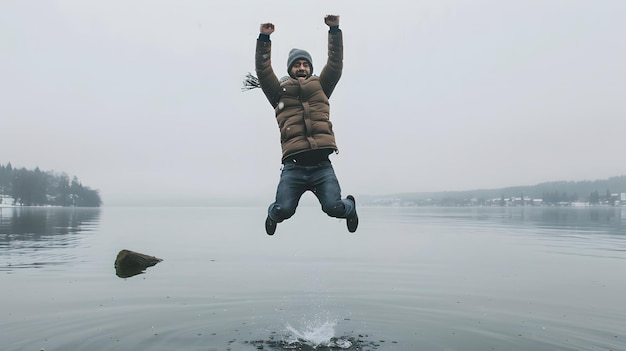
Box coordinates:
[0,196,60,208]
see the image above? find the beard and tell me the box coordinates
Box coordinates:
[295,70,308,78]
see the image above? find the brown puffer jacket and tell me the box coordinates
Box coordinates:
[255,29,343,161]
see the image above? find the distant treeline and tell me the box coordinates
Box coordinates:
[367,175,626,206]
[0,163,102,207]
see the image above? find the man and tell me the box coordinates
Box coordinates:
[254,15,358,235]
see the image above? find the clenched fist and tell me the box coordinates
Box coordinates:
[324,15,340,27]
[260,23,275,35]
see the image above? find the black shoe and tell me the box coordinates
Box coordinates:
[346,195,358,233]
[265,216,277,235]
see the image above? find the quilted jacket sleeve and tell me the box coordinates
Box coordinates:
[255,36,282,108]
[319,28,343,98]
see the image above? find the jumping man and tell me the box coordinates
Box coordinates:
[254,15,358,235]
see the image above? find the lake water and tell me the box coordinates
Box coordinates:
[1,205,625,351]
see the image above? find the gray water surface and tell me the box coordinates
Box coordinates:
[1,205,625,350]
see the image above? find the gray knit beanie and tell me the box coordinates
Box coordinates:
[287,48,313,77]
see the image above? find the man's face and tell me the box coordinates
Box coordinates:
[291,59,311,78]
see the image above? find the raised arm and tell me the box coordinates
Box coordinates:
[255,23,282,107]
[320,15,343,98]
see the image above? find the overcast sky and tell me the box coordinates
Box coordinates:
[2,0,625,205]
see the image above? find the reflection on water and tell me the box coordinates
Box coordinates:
[395,206,626,256]
[503,206,625,232]
[398,206,626,230]
[0,207,101,270]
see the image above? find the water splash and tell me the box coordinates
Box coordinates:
[284,319,352,349]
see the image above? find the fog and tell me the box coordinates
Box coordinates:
[2,0,625,205]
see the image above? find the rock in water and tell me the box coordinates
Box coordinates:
[115,249,162,278]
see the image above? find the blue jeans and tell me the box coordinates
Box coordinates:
[268,160,355,222]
